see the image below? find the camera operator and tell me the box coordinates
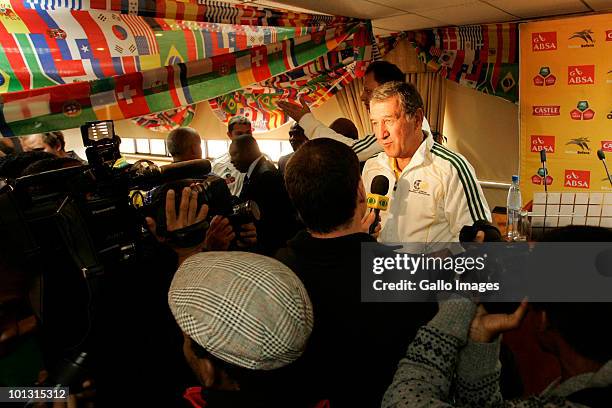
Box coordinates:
[165,126,257,251]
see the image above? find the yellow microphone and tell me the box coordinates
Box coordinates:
[368,175,390,234]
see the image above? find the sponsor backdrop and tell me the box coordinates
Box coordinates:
[520,13,612,203]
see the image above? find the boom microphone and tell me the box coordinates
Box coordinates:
[540,149,548,233]
[597,149,612,187]
[367,175,389,235]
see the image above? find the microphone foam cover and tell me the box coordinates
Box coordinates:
[371,175,389,195]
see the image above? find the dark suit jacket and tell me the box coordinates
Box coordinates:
[239,157,299,255]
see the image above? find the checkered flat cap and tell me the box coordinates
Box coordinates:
[168,251,313,370]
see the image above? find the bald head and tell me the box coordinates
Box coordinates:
[166,127,202,162]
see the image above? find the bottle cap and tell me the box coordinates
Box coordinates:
[512,175,519,183]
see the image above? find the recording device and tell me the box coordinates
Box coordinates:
[82,121,122,176]
[367,175,389,235]
[0,121,257,395]
[143,175,260,246]
[597,149,612,188]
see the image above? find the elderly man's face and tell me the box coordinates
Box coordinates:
[369,96,422,159]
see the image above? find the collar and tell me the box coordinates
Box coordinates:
[387,131,434,179]
[246,155,264,178]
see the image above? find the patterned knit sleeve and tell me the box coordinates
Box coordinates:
[455,338,504,407]
[382,298,476,408]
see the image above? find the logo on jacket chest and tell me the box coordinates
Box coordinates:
[409,179,431,196]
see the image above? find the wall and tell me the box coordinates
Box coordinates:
[443,80,519,209]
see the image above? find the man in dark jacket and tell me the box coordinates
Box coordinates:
[229,134,299,255]
[276,138,436,407]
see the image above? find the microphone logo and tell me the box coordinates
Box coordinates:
[367,195,389,210]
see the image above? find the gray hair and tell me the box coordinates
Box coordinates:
[370,81,424,117]
[166,127,200,157]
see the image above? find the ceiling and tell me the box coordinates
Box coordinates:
[226,0,612,35]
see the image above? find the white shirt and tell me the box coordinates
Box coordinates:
[299,113,432,162]
[362,133,491,246]
[246,155,264,179]
[211,152,245,197]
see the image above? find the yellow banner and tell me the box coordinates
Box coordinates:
[519,14,612,203]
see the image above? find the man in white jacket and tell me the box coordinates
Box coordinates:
[365,81,491,244]
[278,61,433,162]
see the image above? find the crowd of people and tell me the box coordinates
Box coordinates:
[1,61,611,407]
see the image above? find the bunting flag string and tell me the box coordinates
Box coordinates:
[0,16,367,136]
[0,0,380,136]
[406,24,519,103]
[209,31,399,132]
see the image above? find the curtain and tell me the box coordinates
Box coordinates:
[406,72,446,134]
[335,77,372,138]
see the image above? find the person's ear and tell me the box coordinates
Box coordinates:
[358,179,366,203]
[197,357,217,388]
[413,108,424,132]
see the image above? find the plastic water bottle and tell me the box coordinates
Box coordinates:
[506,175,522,240]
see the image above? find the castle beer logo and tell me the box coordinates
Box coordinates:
[533,105,560,116]
[568,29,595,48]
[568,65,595,85]
[532,32,557,51]
[570,101,595,120]
[564,170,590,189]
[606,30,612,41]
[602,141,612,153]
[565,137,591,155]
[533,67,556,86]
[531,135,555,153]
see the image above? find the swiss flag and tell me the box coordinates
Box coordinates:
[250,46,271,83]
[114,73,150,118]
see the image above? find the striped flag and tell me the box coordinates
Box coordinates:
[122,14,158,55]
[2,93,51,122]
